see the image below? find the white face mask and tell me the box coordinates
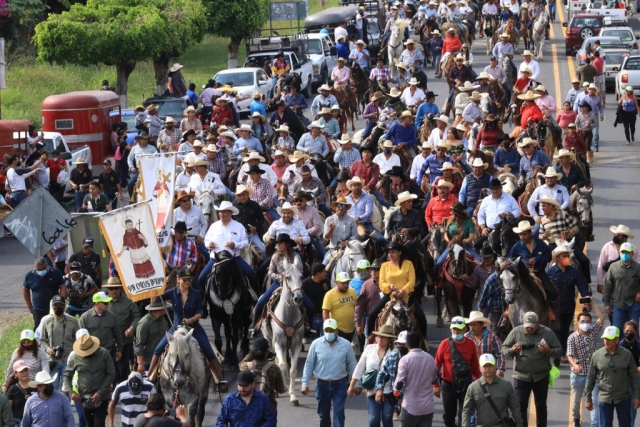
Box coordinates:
[579,322,591,332]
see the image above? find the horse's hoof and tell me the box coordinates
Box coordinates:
[437,317,444,328]
[291,399,300,407]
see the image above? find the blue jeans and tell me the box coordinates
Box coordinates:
[599,399,631,427]
[270,77,280,99]
[612,304,640,331]
[127,171,139,192]
[66,306,89,318]
[363,122,376,140]
[50,359,67,390]
[367,394,394,427]
[434,54,442,72]
[225,187,234,201]
[255,281,315,326]
[435,245,480,275]
[249,233,268,260]
[311,237,327,259]
[154,323,215,359]
[312,315,324,338]
[570,372,599,426]
[75,190,88,210]
[75,400,86,427]
[9,191,26,208]
[360,221,387,247]
[548,1,556,20]
[266,207,281,220]
[593,121,600,150]
[315,377,348,427]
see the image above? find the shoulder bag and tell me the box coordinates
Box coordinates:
[479,381,517,427]
[361,347,388,390]
[449,338,473,392]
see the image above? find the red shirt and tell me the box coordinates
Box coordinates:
[211,106,235,126]
[476,126,502,149]
[592,56,605,74]
[564,133,587,156]
[435,337,481,383]
[350,160,380,188]
[556,110,577,129]
[520,103,544,127]
[46,158,67,181]
[443,36,462,55]
[425,194,458,227]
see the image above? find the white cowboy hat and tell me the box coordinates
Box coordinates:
[421,142,434,150]
[170,63,184,72]
[455,53,465,61]
[183,153,197,166]
[277,201,298,215]
[534,85,547,93]
[190,159,210,168]
[339,133,353,144]
[408,77,419,85]
[318,84,332,92]
[436,140,450,149]
[551,245,571,263]
[499,33,509,38]
[438,161,459,172]
[475,71,492,80]
[512,220,536,234]
[220,131,237,140]
[538,196,561,209]
[557,149,575,159]
[588,83,597,90]
[455,123,468,132]
[470,157,488,169]
[183,105,196,115]
[238,124,253,132]
[215,200,239,215]
[404,39,416,45]
[468,91,483,101]
[165,116,178,124]
[395,191,418,206]
[337,34,347,41]
[542,166,561,179]
[457,81,479,91]
[288,151,309,163]
[517,137,538,147]
[610,225,635,239]
[234,184,254,196]
[73,157,88,165]
[275,125,290,134]
[28,371,58,388]
[431,29,441,35]
[382,139,394,148]
[308,120,325,130]
[274,150,286,157]
[204,144,218,153]
[250,111,266,121]
[520,67,533,76]
[331,104,341,111]
[523,50,533,56]
[389,87,402,97]
[242,151,266,163]
[215,95,231,105]
[356,39,367,47]
[467,311,491,327]
[436,114,449,124]
[192,139,205,148]
[346,176,365,188]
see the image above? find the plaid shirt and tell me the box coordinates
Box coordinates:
[362,102,380,124]
[333,147,361,169]
[478,272,504,311]
[206,156,226,179]
[295,205,323,238]
[477,83,496,103]
[431,175,463,198]
[165,238,197,269]
[376,348,401,393]
[369,66,390,81]
[158,128,182,152]
[248,178,274,209]
[276,136,296,152]
[350,160,380,188]
[465,329,506,372]
[468,264,496,296]
[540,210,578,244]
[181,118,203,132]
[566,321,603,375]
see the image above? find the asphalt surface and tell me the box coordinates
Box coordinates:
[2,11,640,425]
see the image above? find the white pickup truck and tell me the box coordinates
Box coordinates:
[615,55,640,98]
[307,33,338,87]
[42,132,92,192]
[586,7,628,25]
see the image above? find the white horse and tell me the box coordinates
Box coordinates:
[196,190,219,224]
[261,260,305,406]
[388,19,412,80]
[328,239,368,288]
[531,11,548,60]
[382,205,399,239]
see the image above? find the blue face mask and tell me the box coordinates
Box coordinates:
[384,149,391,155]
[36,269,47,277]
[451,332,464,341]
[325,332,337,342]
[621,252,632,262]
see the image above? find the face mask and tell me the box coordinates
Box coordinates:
[621,253,632,262]
[579,322,591,332]
[625,332,636,341]
[43,384,54,396]
[53,307,65,316]
[22,344,33,350]
[613,235,624,245]
[384,149,391,155]
[36,269,47,277]
[324,332,337,342]
[451,333,464,341]
[52,157,59,161]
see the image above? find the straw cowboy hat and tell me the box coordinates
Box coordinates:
[175,190,192,203]
[190,159,209,168]
[165,116,178,124]
[308,121,324,130]
[275,124,290,133]
[28,371,58,388]
[273,150,286,157]
[242,151,266,163]
[468,91,483,102]
[338,133,353,144]
[73,157,88,165]
[318,84,332,93]
[320,107,332,115]
[475,71,492,81]
[551,245,571,263]
[389,87,402,97]
[371,91,386,102]
[499,33,509,38]
[346,176,365,188]
[253,92,261,99]
[399,110,414,119]
[470,157,488,169]
[288,151,309,163]
[220,131,237,140]
[170,63,184,72]
[331,196,352,211]
[610,224,635,239]
[238,124,253,133]
[435,180,454,190]
[373,324,397,338]
[512,220,536,234]
[467,311,491,327]
[404,39,416,46]
[457,81,479,91]
[557,149,575,159]
[395,191,418,206]
[192,139,205,148]
[250,111,266,122]
[523,50,533,56]
[396,62,408,70]
[146,104,158,112]
[183,105,196,115]
[102,277,123,288]
[518,137,538,147]
[215,200,239,215]
[542,166,562,179]
[436,140,450,150]
[382,140,394,148]
[538,196,561,209]
[356,39,367,47]
[73,334,101,357]
[215,95,231,105]
[520,67,533,76]
[535,85,548,93]
[438,161,459,172]
[455,54,465,61]
[204,144,218,153]
[277,201,298,215]
[234,184,254,196]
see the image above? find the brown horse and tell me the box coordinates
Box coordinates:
[489,80,509,120]
[503,18,520,49]
[419,114,437,142]
[330,85,357,131]
[517,167,543,218]
[520,9,532,52]
[350,62,370,115]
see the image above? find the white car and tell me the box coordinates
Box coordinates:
[212,67,272,113]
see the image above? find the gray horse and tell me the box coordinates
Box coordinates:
[327,239,368,287]
[261,259,305,406]
[159,327,211,427]
[497,257,548,328]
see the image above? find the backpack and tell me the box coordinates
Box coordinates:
[249,361,274,395]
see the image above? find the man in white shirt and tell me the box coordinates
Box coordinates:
[173,190,209,257]
[282,151,319,186]
[528,167,570,223]
[373,140,402,174]
[462,91,484,123]
[237,151,278,193]
[187,159,227,199]
[6,154,44,207]
[427,115,450,147]
[518,50,540,80]
[410,143,434,181]
[334,22,348,42]
[175,154,196,191]
[263,202,311,245]
[127,132,158,196]
[477,178,521,234]
[401,79,426,109]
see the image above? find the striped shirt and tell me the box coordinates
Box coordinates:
[333,147,361,169]
[165,237,197,269]
[566,321,603,375]
[111,379,156,427]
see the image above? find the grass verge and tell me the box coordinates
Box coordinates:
[0,314,34,386]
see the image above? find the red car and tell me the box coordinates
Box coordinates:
[563,14,606,55]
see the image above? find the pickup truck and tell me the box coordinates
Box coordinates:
[586,7,628,25]
[42,132,93,192]
[616,54,640,98]
[306,33,338,87]
[243,33,315,98]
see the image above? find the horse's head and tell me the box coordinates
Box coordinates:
[212,250,236,298]
[197,190,215,216]
[282,258,304,306]
[346,239,367,273]
[165,327,195,389]
[576,188,594,226]
[391,300,411,334]
[448,243,466,277]
[428,224,446,259]
[497,256,520,304]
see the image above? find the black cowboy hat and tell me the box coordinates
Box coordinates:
[387,241,404,251]
[182,129,196,141]
[275,233,296,246]
[450,201,468,217]
[173,221,191,233]
[579,102,592,111]
[292,190,313,201]
[426,91,438,99]
[247,165,265,175]
[481,246,496,258]
[497,133,512,142]
[370,259,383,270]
[489,178,503,188]
[387,166,406,178]
[177,268,193,280]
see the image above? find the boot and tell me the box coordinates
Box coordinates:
[148,354,160,382]
[587,150,593,165]
[208,357,225,387]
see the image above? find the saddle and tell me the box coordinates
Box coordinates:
[438,254,479,303]
[375,298,417,333]
[325,247,345,274]
[259,287,306,344]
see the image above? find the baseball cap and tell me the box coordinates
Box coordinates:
[601,326,620,340]
[52,295,65,306]
[336,272,350,282]
[621,242,635,253]
[13,360,29,373]
[237,371,255,386]
[450,316,466,330]
[479,354,496,366]
[356,260,371,270]
[323,318,338,330]
[20,330,35,341]
[127,372,144,395]
[523,312,538,328]
[82,237,94,247]
[69,261,82,272]
[395,330,408,344]
[93,292,113,304]
[76,328,89,339]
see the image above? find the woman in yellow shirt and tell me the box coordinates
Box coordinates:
[366,242,427,338]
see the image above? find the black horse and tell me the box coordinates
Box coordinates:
[487,214,520,257]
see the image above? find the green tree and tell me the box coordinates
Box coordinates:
[204,0,270,68]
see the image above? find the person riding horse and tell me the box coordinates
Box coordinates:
[386,191,424,240]
[508,219,555,299]
[434,201,479,276]
[269,50,290,100]
[387,166,425,208]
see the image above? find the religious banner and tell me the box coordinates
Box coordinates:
[99,200,166,302]
[138,152,176,251]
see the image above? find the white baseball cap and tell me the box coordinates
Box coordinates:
[323,318,338,330]
[336,271,351,282]
[479,353,496,366]
[395,330,408,344]
[76,328,89,339]
[20,330,35,341]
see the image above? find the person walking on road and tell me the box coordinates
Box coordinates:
[22,257,66,329]
[134,297,171,375]
[462,353,523,427]
[502,311,563,427]
[22,371,74,427]
[216,371,276,427]
[302,318,358,427]
[585,326,640,427]
[322,272,357,342]
[108,372,155,427]
[603,242,640,331]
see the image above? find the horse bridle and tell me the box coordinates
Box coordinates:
[498,260,521,297]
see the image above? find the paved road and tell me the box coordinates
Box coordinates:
[2,9,640,425]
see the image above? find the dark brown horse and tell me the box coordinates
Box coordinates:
[350,62,370,114]
[330,85,357,131]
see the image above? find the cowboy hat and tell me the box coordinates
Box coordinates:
[399,110,414,119]
[338,133,353,144]
[73,157,88,165]
[387,165,405,178]
[436,180,454,190]
[373,324,397,338]
[455,54,465,61]
[551,245,571,263]
[450,201,467,216]
[579,102,593,111]
[242,151,266,163]
[382,139,394,148]
[253,92,261,99]
[204,144,219,153]
[274,233,296,246]
[146,104,158,112]
[356,39,367,47]
[275,125,291,133]
[389,87,402,97]
[175,190,192,202]
[165,116,178,124]
[320,107,332,115]
[183,105,196,115]
[247,165,265,176]
[347,176,365,188]
[238,124,253,133]
[588,83,597,90]
[73,334,101,357]
[215,95,230,105]
[534,85,548,93]
[102,277,123,288]
[318,84,332,93]
[499,33,509,38]
[407,77,420,86]
[337,57,347,63]
[557,149,575,159]
[396,61,408,70]
[394,191,418,206]
[421,142,434,150]
[438,161,459,172]
[273,150,286,157]
[292,190,313,201]
[217,125,228,134]
[542,166,561,179]
[182,129,197,141]
[215,200,239,215]
[235,184,254,196]
[220,131,237,140]
[517,137,538,147]
[513,220,536,234]
[475,71,492,81]
[470,157,488,169]
[331,196,352,211]
[432,29,441,35]
[436,140,450,150]
[288,151,309,163]
[371,91,386,102]
[173,221,191,233]
[520,67,533,76]
[467,311,491,327]
[250,111,266,122]
[331,104,341,111]
[134,105,145,112]
[170,63,184,72]
[610,224,635,239]
[277,201,298,215]
[28,371,58,388]
[190,159,210,168]
[192,139,205,148]
[308,121,325,130]
[145,296,172,311]
[538,196,561,209]
[468,91,483,101]
[436,114,450,124]
[457,81,480,92]
[404,39,416,46]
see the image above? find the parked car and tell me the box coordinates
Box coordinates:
[213,67,271,113]
[563,13,606,54]
[602,47,631,89]
[306,33,338,87]
[615,54,640,98]
[143,95,193,122]
[599,26,639,54]
[116,109,138,144]
[576,35,623,64]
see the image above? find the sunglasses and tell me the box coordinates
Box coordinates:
[451,318,466,325]
[437,148,447,152]
[337,203,349,209]
[293,199,304,203]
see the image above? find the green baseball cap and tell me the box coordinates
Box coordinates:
[450,316,466,330]
[601,326,620,340]
[93,291,113,304]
